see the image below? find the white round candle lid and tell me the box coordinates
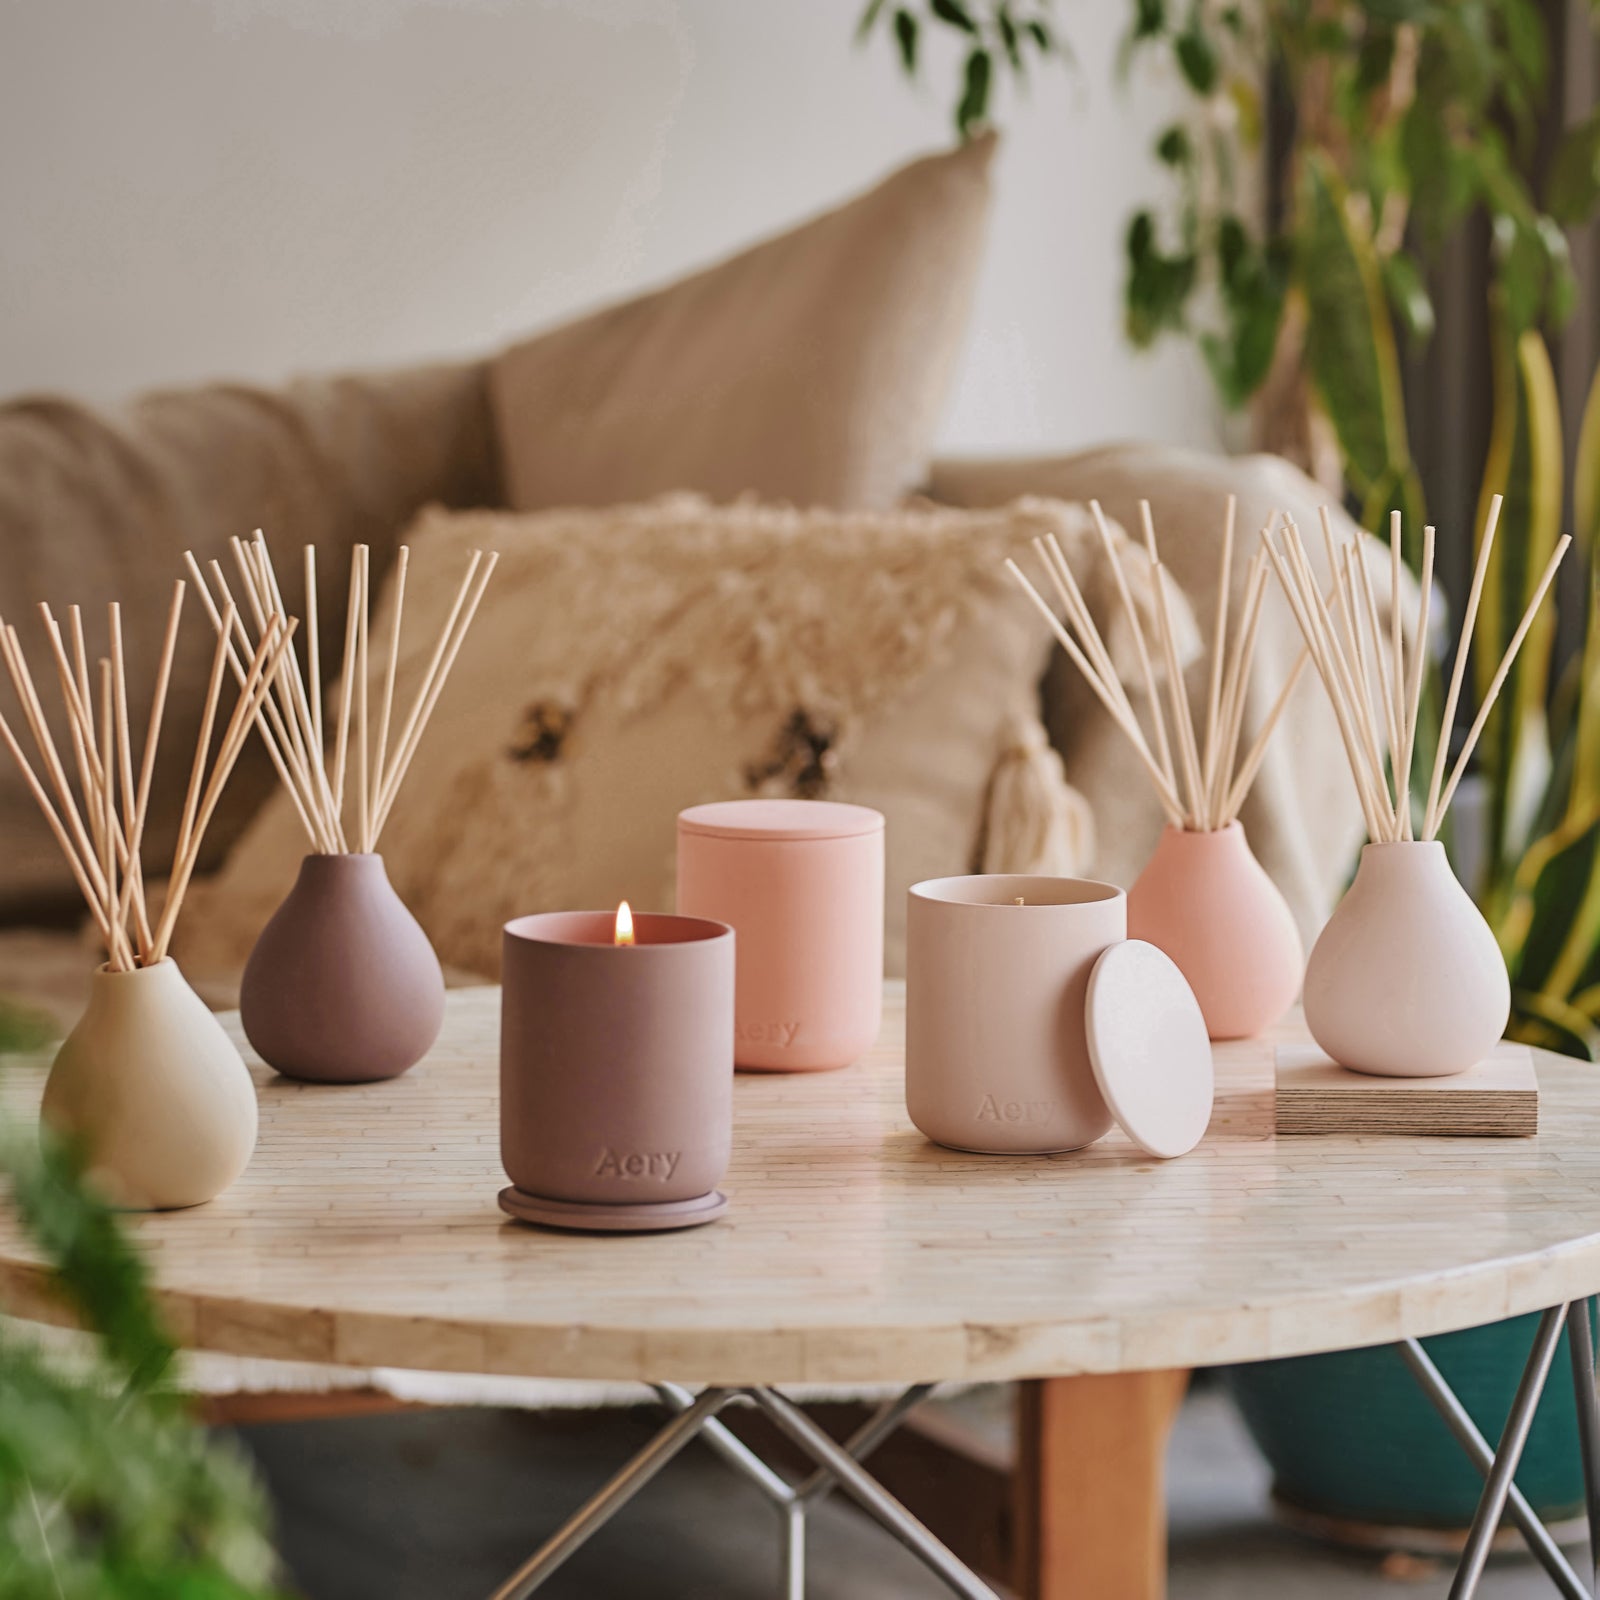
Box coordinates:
[1085,940,1213,1159]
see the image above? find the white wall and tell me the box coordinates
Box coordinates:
[0,0,1222,456]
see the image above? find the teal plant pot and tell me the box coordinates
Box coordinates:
[1224,1310,1594,1530]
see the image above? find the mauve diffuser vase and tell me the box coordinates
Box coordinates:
[241,853,445,1083]
[1303,840,1510,1078]
[1127,822,1303,1041]
[44,960,258,1210]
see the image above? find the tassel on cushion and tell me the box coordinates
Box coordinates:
[977,715,1094,876]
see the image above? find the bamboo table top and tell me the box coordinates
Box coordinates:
[1,986,1597,1385]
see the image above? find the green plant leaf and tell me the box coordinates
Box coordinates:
[955,46,992,137]
[856,0,888,43]
[1298,153,1414,506]
[1155,125,1191,167]
[1132,0,1165,40]
[1381,251,1436,344]
[997,5,1023,72]
[1125,211,1198,346]
[1548,113,1600,225]
[1174,19,1218,95]
[893,7,919,74]
[928,0,977,34]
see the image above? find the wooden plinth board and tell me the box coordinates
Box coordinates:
[1275,1042,1537,1137]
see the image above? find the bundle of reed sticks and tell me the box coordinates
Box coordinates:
[183,532,498,856]
[1006,496,1299,832]
[1263,494,1571,844]
[0,584,295,971]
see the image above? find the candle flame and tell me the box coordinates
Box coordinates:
[614,900,635,946]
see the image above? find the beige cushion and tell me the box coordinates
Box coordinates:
[927,443,1410,939]
[178,494,1183,986]
[0,361,499,921]
[489,137,996,514]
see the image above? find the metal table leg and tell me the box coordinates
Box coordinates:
[752,1387,999,1599]
[1400,1302,1600,1600]
[1400,1336,1589,1599]
[1568,1299,1600,1591]
[487,1387,734,1600]
[485,1381,980,1599]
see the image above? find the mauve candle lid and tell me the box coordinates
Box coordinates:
[677,799,884,842]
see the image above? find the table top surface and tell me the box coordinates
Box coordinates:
[1,986,1597,1385]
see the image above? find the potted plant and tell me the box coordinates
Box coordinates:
[0,1045,286,1597]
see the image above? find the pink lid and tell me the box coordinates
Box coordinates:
[677,799,885,843]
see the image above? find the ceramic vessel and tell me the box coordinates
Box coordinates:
[905,874,1122,1154]
[500,910,734,1230]
[1303,840,1509,1078]
[1127,822,1303,1041]
[241,853,445,1084]
[43,959,258,1210]
[676,799,884,1072]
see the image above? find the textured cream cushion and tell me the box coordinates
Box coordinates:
[179,494,1181,987]
[0,361,498,919]
[489,137,996,513]
[927,442,1412,939]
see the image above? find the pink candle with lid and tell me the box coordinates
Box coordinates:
[676,799,885,1072]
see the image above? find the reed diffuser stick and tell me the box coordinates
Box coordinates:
[1262,497,1568,847]
[189,535,497,856]
[0,590,290,970]
[1009,499,1292,833]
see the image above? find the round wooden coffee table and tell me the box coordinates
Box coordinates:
[2,986,1598,1600]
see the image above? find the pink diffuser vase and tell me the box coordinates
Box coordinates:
[1303,840,1509,1077]
[241,853,445,1084]
[1126,822,1302,1041]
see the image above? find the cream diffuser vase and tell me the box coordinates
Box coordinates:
[1303,841,1509,1077]
[0,579,296,1209]
[241,853,445,1083]
[1128,822,1302,1040]
[46,961,258,1210]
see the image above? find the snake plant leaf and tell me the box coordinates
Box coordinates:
[1574,364,1600,556]
[1299,153,1415,513]
[1569,571,1600,826]
[1509,987,1600,1061]
[1474,318,1564,897]
[1498,803,1600,1011]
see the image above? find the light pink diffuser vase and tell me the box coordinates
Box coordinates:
[906,875,1122,1154]
[499,910,734,1232]
[677,800,884,1072]
[241,853,445,1084]
[1126,822,1303,1041]
[1304,840,1510,1077]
